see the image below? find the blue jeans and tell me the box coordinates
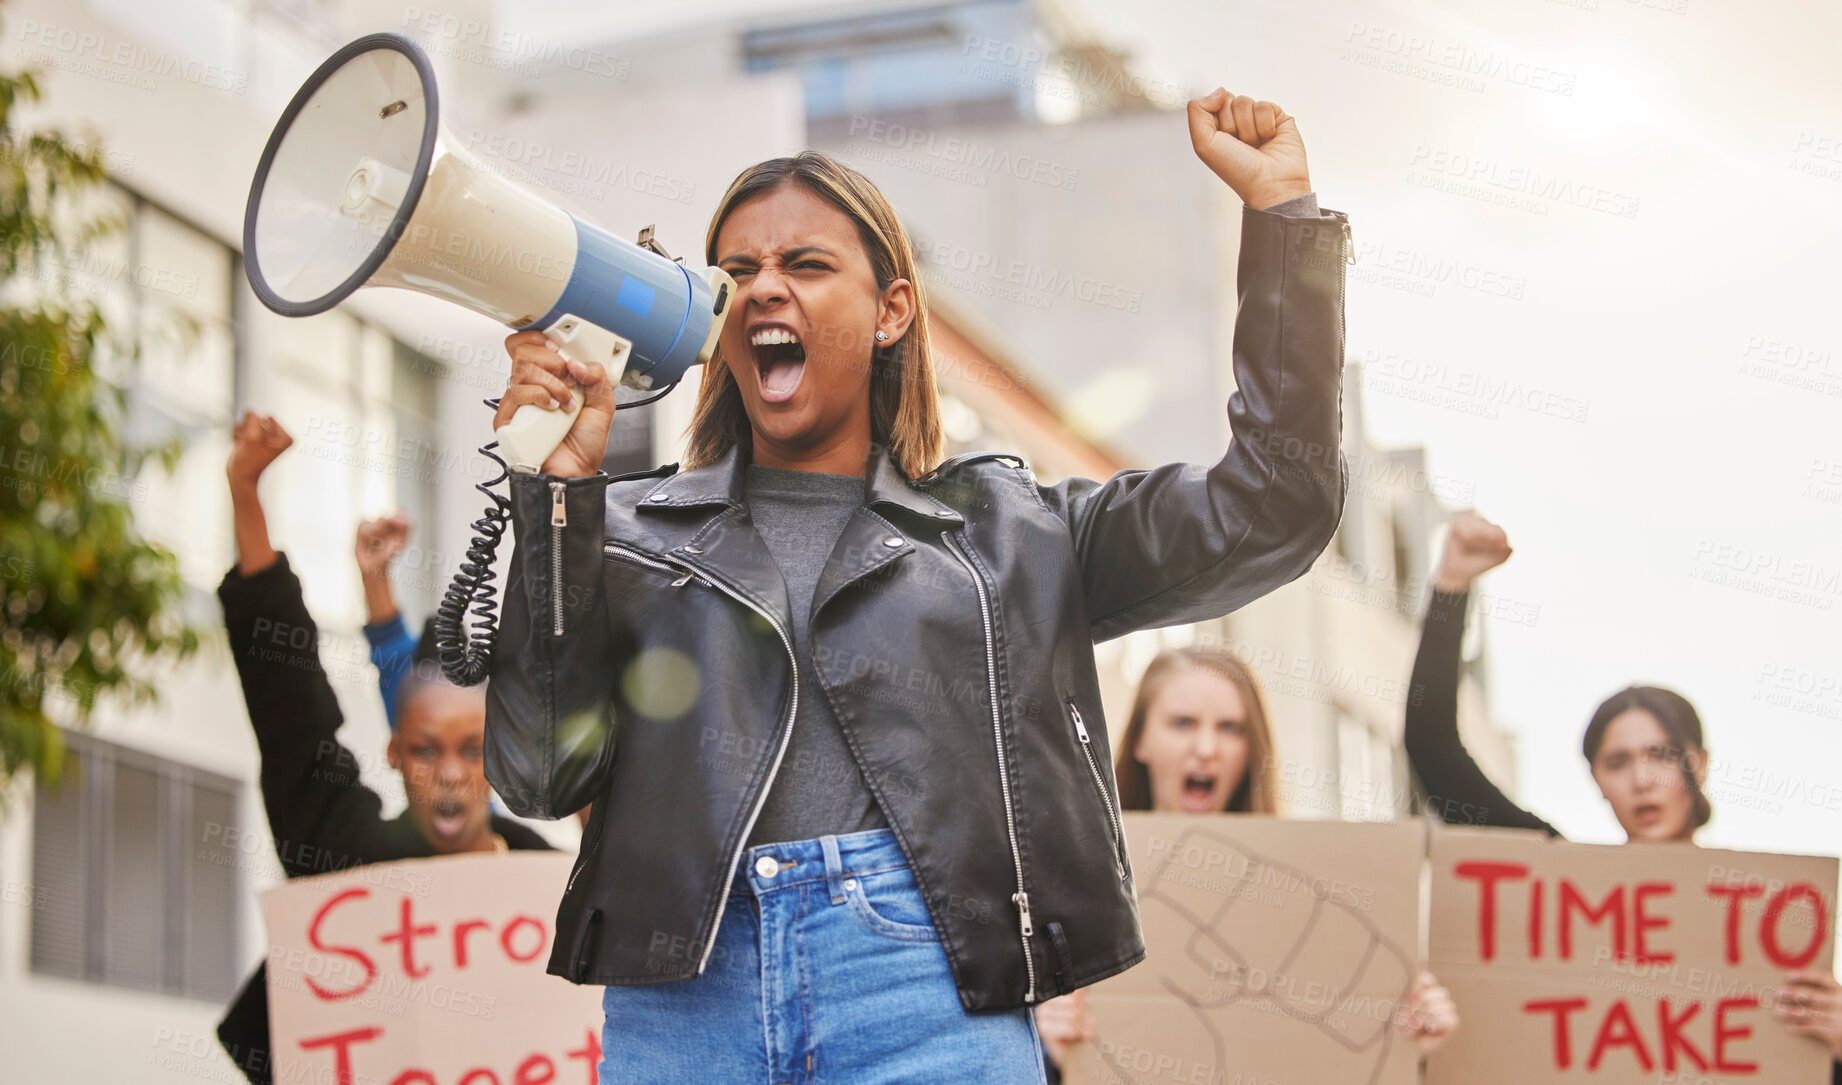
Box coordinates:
[597,828,1047,1084]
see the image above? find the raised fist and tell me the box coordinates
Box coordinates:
[226,412,293,489]
[1436,512,1512,592]
[1187,88,1312,211]
[355,512,412,578]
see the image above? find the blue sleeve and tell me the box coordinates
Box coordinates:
[364,614,419,730]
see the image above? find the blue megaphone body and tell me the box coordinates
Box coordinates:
[242,32,737,684]
[241,31,733,472]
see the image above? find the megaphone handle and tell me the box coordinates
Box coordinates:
[496,315,632,474]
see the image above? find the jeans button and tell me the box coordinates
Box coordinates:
[843,878,857,891]
[754,855,780,879]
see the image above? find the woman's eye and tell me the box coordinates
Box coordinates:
[792,260,829,271]
[1170,717,1195,731]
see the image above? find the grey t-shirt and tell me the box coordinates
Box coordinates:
[743,464,891,846]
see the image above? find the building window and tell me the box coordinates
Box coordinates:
[602,396,656,478]
[1390,508,1414,593]
[30,730,241,1001]
[255,0,340,40]
[1336,713,1376,821]
[1334,518,1360,565]
[745,0,1037,138]
[36,183,241,591]
[387,339,450,621]
[243,273,449,627]
[132,199,240,589]
[63,182,447,629]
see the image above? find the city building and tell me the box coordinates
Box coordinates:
[0,1,1521,1080]
[580,0,1522,815]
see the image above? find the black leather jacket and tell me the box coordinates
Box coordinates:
[483,203,1351,1012]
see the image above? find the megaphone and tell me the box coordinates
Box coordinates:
[242,31,733,474]
[243,32,734,685]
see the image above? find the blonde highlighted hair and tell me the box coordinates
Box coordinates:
[1114,646,1280,815]
[685,151,943,479]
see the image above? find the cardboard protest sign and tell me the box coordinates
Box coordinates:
[1065,814,1426,1085]
[264,852,603,1085]
[1427,826,1838,1084]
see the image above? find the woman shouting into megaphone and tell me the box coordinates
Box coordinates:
[484,88,1351,1083]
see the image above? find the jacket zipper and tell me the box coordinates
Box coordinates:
[1339,218,1353,351]
[566,832,601,895]
[603,541,708,587]
[668,555,799,979]
[550,482,567,636]
[1069,700,1128,882]
[566,540,769,975]
[943,531,1036,1003]
[549,483,588,861]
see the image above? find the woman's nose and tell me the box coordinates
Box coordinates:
[749,264,790,304]
[1192,729,1217,757]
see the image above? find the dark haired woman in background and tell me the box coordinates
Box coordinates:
[1405,512,1842,1076]
[1035,646,1460,1078]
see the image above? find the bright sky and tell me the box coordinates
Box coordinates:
[505,0,1842,862]
[1043,0,1842,860]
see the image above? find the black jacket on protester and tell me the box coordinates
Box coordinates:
[214,555,554,1085]
[1403,588,1559,836]
[483,203,1352,1012]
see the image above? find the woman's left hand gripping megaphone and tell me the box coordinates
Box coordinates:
[490,329,619,480]
[491,317,611,474]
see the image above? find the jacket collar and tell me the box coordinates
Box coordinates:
[866,445,965,524]
[639,443,963,525]
[631,443,961,638]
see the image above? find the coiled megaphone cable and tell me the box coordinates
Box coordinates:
[435,382,679,687]
[435,396,514,687]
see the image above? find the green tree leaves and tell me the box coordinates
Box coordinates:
[0,28,200,813]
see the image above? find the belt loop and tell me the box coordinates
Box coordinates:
[820,834,847,905]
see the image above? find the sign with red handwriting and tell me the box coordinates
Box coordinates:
[264,852,603,1085]
[1427,827,1837,1085]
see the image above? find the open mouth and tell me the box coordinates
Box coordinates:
[430,796,469,839]
[749,325,806,404]
[1180,772,1219,810]
[1632,802,1662,824]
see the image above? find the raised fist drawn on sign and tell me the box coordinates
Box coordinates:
[1104,826,1419,1085]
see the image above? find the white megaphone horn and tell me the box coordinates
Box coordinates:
[242,31,733,474]
[244,32,736,685]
